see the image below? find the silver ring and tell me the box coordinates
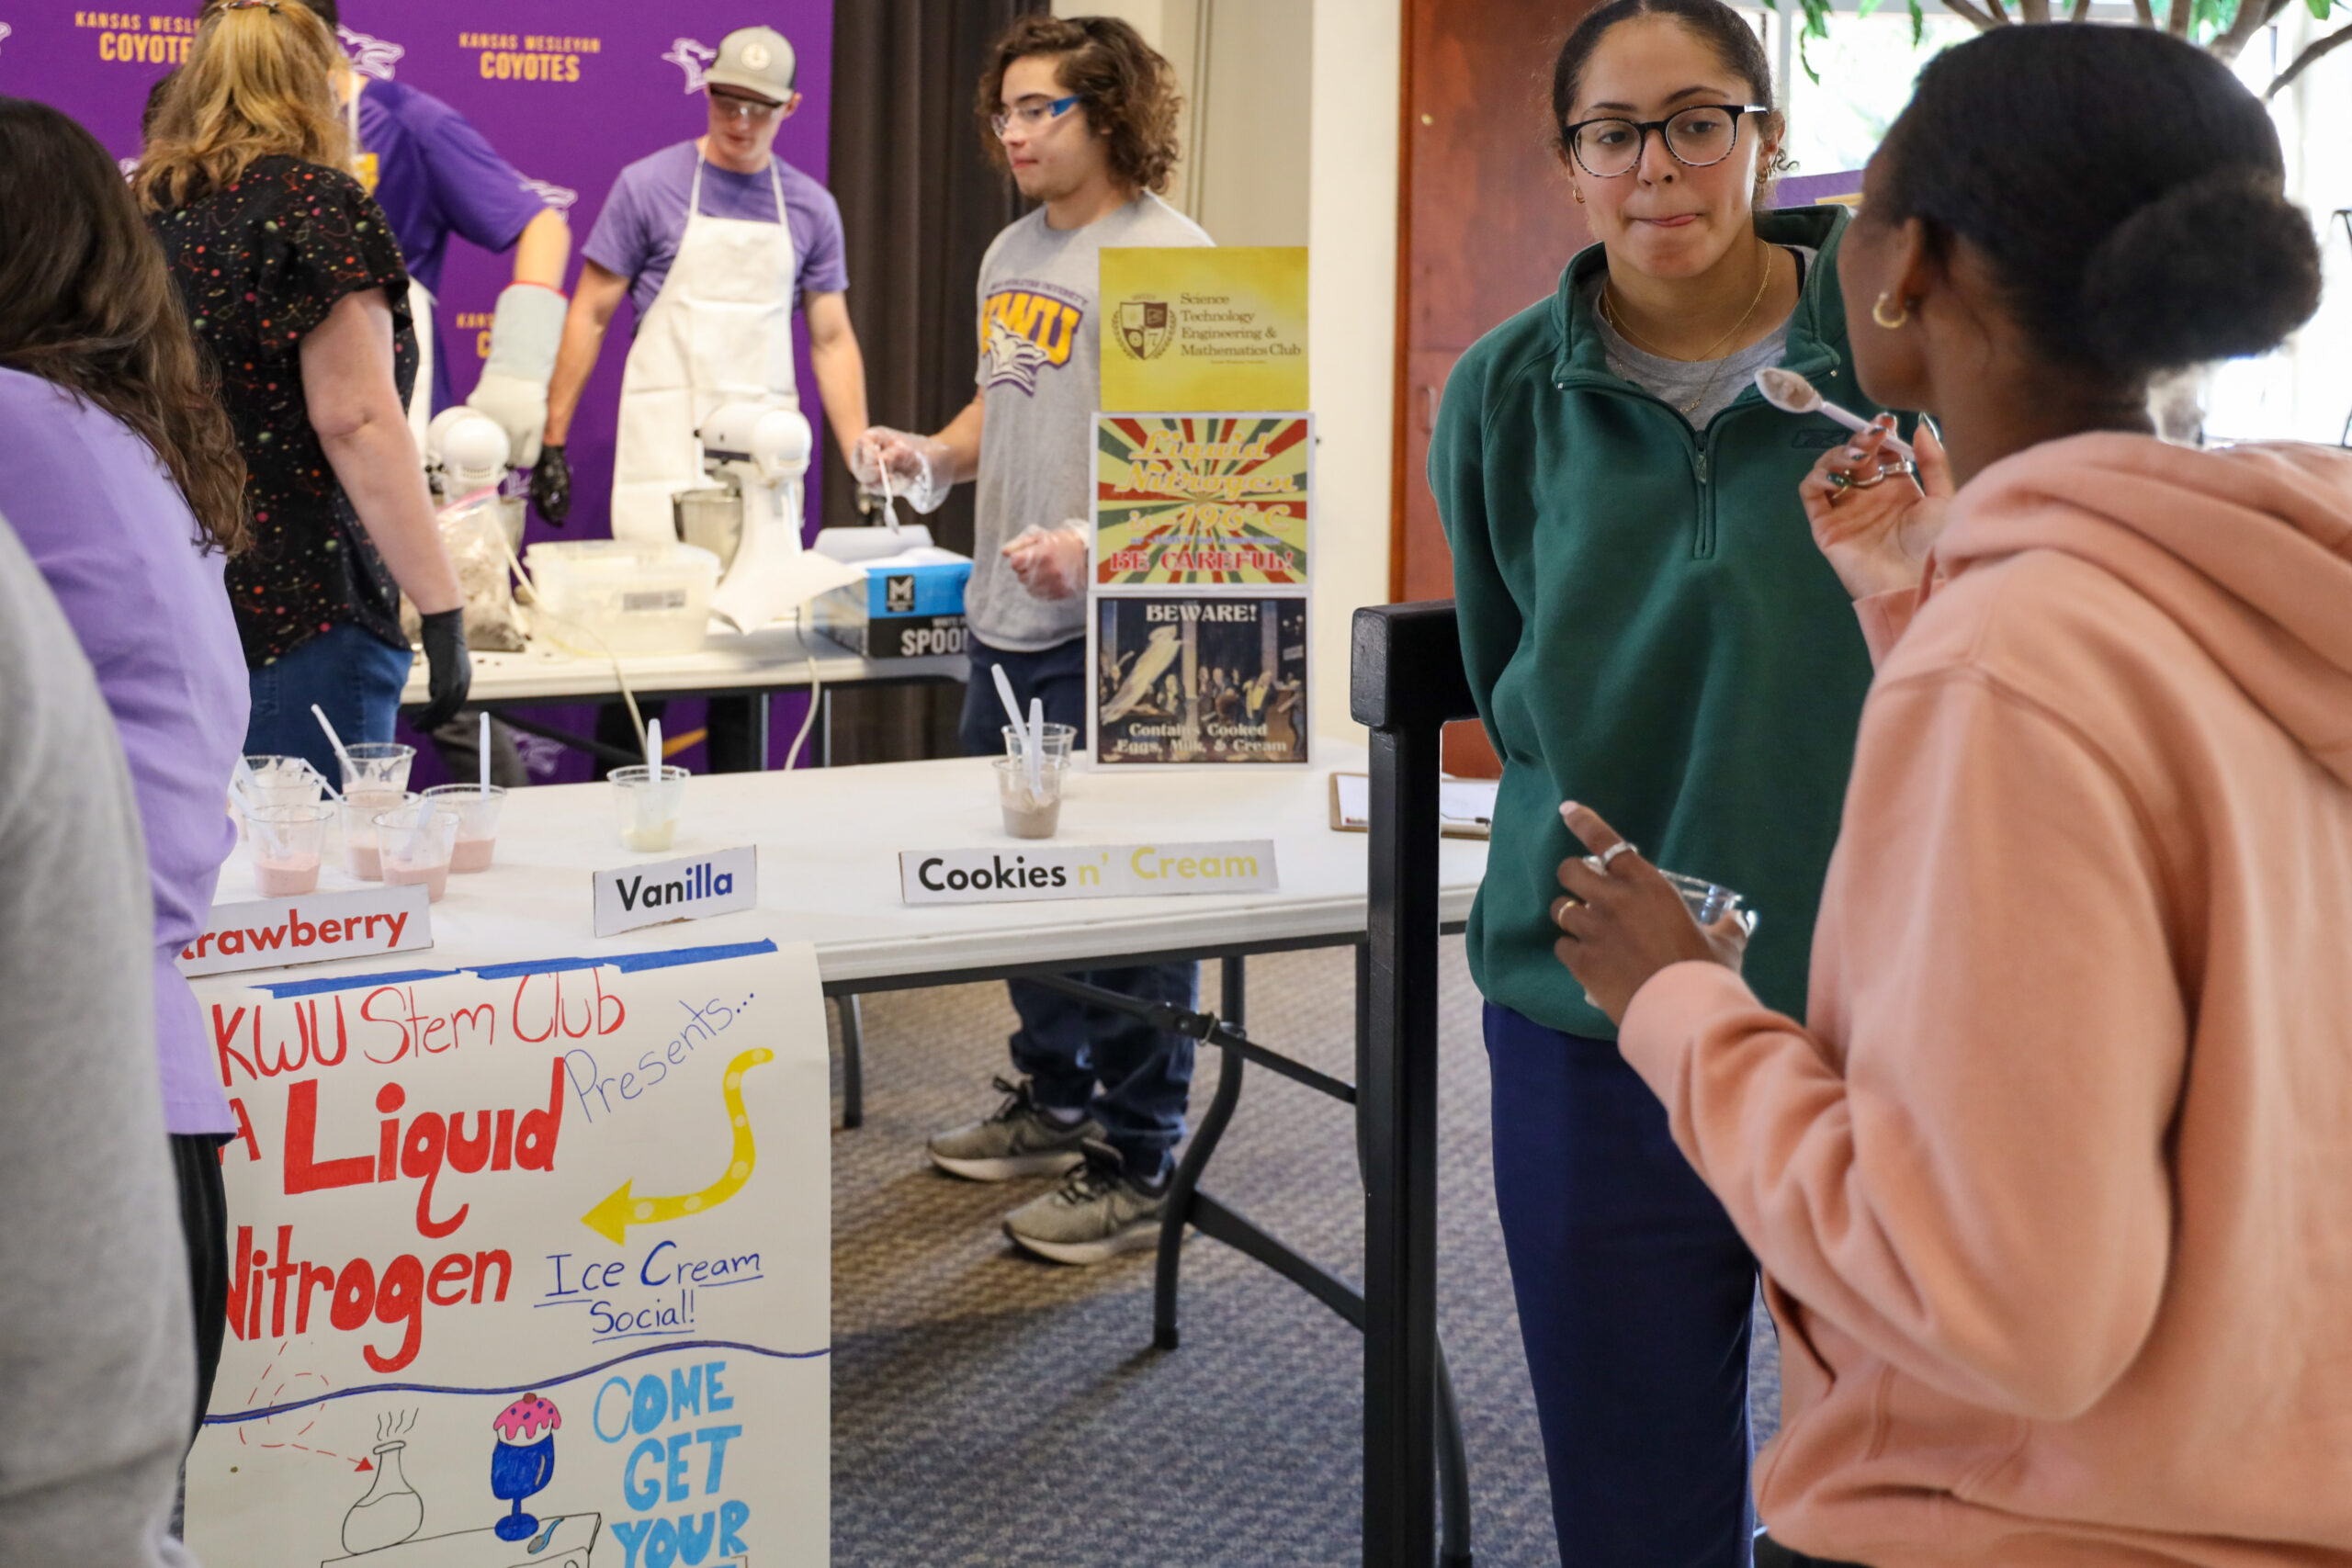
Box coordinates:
[1849,469,1889,489]
[1598,841,1636,873]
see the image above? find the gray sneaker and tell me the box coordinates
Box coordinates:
[927,1077,1103,1182]
[1002,1142,1169,1265]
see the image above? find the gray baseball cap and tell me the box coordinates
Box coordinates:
[705,27,797,102]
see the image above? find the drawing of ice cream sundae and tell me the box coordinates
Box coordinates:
[489,1393,560,1541]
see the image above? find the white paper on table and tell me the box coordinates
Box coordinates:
[1329,773,1497,837]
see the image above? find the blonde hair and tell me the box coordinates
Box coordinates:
[136,0,349,211]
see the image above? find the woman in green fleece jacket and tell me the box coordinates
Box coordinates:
[1427,0,1905,1560]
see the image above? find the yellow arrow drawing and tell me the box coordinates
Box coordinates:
[581,1046,774,1244]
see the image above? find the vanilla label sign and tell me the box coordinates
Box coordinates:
[593,847,758,937]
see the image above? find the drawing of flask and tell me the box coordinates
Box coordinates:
[342,1439,425,1554]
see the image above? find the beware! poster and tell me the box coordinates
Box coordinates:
[1091,595,1309,767]
[184,941,829,1568]
[1092,414,1312,591]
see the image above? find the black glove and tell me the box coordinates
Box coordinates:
[415,608,473,733]
[530,442,571,527]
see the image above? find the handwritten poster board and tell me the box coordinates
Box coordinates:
[185,940,829,1568]
[1098,247,1308,412]
[1092,414,1312,590]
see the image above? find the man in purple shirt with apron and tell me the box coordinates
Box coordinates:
[540,23,870,771]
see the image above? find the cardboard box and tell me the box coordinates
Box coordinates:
[810,547,971,660]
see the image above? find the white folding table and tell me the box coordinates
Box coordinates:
[210,750,1489,1547]
[398,623,967,768]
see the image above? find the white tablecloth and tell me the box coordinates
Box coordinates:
[213,746,1488,987]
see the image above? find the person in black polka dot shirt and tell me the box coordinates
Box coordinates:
[140,0,470,781]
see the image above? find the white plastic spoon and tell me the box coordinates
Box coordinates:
[479,711,492,796]
[311,703,356,782]
[1025,695,1046,799]
[1755,367,1915,460]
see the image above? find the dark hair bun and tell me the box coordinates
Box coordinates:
[1878,27,2319,385]
[2082,171,2323,377]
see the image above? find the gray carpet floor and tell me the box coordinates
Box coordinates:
[829,935,1781,1566]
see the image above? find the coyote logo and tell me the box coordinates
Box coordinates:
[338,25,403,81]
[664,38,717,94]
[519,178,579,214]
[983,318,1057,397]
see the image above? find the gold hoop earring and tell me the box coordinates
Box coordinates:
[1573,187,1587,206]
[1872,292,1910,330]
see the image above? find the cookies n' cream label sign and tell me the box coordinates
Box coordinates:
[899,840,1278,905]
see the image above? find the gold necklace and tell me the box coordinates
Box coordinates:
[1601,244,1779,415]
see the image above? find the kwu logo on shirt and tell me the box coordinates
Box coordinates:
[980,284,1085,397]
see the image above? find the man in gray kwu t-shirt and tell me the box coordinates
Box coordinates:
[855,15,1210,1265]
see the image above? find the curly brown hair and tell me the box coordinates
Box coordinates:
[0,97,248,555]
[977,15,1183,197]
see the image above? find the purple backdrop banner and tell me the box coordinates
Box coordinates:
[0,2,837,779]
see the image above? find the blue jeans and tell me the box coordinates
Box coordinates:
[1485,1002,1758,1567]
[962,637,1196,1179]
[244,623,413,784]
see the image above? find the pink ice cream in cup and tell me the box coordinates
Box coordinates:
[490,1393,561,1540]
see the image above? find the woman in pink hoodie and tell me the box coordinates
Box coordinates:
[1548,24,2351,1568]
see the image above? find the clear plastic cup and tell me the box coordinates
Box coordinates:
[339,788,417,881]
[341,741,415,799]
[424,784,506,873]
[375,801,458,903]
[995,754,1069,840]
[999,722,1078,762]
[243,754,326,807]
[1660,870,1751,931]
[246,803,331,897]
[610,763,689,852]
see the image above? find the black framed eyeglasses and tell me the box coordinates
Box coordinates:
[1562,104,1770,178]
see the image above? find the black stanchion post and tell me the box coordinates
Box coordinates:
[1351,602,1476,1568]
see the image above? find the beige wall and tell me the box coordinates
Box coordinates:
[1054,0,1400,743]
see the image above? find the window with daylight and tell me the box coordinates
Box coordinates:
[1742,0,2352,443]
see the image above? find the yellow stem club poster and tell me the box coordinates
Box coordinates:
[1099,246,1307,412]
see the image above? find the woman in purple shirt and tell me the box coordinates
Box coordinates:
[0,96,252,1435]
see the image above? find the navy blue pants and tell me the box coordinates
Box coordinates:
[961,637,1195,1178]
[244,622,413,783]
[1485,1002,1758,1567]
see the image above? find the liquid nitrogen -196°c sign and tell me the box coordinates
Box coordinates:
[899,840,1279,905]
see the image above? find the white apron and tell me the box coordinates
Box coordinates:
[610,153,799,544]
[403,279,436,452]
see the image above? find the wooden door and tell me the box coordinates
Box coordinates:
[1394,0,1601,775]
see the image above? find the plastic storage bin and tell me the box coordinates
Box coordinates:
[524,540,720,656]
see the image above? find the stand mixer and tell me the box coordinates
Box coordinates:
[694,400,862,633]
